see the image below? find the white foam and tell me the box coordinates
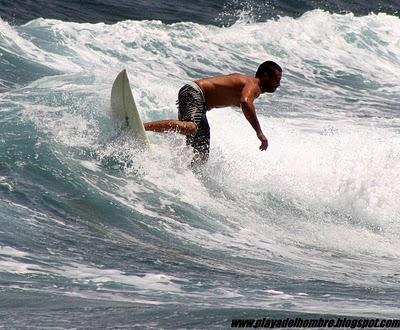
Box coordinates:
[0,176,13,191]
[54,263,183,292]
[0,246,29,257]
[80,160,101,171]
[265,289,285,295]
[0,258,44,274]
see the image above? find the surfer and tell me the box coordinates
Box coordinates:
[144,61,282,164]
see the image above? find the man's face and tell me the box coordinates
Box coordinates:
[261,70,282,93]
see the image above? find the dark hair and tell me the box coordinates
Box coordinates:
[256,61,282,78]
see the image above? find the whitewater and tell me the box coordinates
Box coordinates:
[0,10,400,327]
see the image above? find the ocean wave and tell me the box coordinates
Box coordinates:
[1,10,400,326]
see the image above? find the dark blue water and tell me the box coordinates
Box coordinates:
[1,0,400,328]
[1,0,399,25]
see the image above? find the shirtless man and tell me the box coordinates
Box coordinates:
[144,61,282,164]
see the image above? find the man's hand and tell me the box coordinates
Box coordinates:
[257,131,268,151]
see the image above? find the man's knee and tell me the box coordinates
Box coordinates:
[181,121,197,135]
[189,122,198,135]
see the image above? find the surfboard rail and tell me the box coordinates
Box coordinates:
[110,69,150,148]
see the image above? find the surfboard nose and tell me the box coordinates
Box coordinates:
[110,69,150,148]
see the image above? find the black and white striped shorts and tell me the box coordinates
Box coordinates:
[177,83,210,164]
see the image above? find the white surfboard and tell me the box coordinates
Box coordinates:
[110,69,149,148]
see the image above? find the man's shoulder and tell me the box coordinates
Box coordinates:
[196,73,255,89]
[225,73,258,87]
[226,73,252,79]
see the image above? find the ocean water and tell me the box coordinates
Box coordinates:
[1,1,400,328]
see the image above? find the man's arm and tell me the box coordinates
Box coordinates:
[240,83,268,151]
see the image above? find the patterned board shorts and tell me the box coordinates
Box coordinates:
[177,82,210,164]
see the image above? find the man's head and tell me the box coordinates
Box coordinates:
[256,61,282,93]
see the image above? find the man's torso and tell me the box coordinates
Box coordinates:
[194,73,260,110]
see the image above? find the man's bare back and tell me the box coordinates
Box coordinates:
[195,74,261,109]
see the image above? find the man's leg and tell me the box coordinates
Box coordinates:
[189,115,210,166]
[144,120,197,136]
